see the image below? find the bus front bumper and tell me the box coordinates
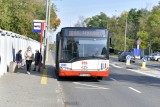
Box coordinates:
[59,70,109,77]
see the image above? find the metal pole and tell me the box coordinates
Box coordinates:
[124,15,128,52]
[46,0,51,62]
[43,0,49,68]
[40,22,44,55]
[48,0,51,30]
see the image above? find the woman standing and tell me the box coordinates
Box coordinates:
[25,46,34,74]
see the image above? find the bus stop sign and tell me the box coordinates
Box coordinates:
[32,20,45,33]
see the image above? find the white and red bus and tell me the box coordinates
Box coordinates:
[55,27,109,80]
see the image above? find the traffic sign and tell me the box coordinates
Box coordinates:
[136,40,141,45]
[142,57,147,62]
[126,55,131,60]
[33,22,41,33]
[32,20,45,33]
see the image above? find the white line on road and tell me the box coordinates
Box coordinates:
[73,82,109,89]
[110,78,117,81]
[129,87,141,93]
[110,63,122,68]
[129,69,160,79]
[75,87,108,89]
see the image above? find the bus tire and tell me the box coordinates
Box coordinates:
[97,77,103,80]
[55,69,61,80]
[57,74,63,81]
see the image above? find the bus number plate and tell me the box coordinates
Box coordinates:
[79,74,90,77]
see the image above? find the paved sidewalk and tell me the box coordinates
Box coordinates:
[0,52,64,107]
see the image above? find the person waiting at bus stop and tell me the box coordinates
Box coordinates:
[25,46,34,74]
[33,50,42,72]
[16,50,22,68]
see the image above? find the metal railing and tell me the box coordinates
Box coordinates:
[0,29,42,76]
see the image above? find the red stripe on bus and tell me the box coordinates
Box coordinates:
[59,69,109,77]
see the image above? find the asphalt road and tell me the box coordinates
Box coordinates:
[55,56,160,107]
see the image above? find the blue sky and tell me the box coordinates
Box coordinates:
[51,0,160,42]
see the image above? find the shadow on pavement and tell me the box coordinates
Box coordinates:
[15,64,57,79]
[57,76,100,82]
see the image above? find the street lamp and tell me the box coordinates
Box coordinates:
[43,0,50,68]
[124,14,128,52]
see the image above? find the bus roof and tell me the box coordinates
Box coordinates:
[61,27,106,31]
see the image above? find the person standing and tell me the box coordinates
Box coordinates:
[33,50,42,72]
[16,50,22,68]
[25,46,33,74]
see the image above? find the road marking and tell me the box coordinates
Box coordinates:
[41,68,48,84]
[56,81,65,107]
[75,87,108,89]
[129,69,160,79]
[110,78,117,81]
[129,87,141,93]
[110,63,122,68]
[73,82,109,89]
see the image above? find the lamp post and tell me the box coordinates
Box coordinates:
[43,0,50,68]
[124,14,128,52]
[46,0,51,62]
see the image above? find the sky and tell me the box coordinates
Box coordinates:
[51,0,160,42]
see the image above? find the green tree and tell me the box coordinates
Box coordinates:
[137,31,149,50]
[82,3,160,52]
[147,2,160,51]
[0,0,60,41]
[84,12,109,28]
[127,8,143,40]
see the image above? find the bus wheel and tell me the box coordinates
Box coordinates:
[57,75,63,81]
[97,77,103,80]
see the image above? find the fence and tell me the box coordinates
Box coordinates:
[0,29,42,76]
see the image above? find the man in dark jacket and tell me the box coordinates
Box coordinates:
[16,50,22,68]
[33,50,42,72]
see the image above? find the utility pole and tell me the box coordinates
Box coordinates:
[43,0,49,68]
[46,0,51,62]
[124,15,128,52]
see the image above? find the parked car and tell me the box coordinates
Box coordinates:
[142,55,150,61]
[118,52,135,63]
[150,53,160,61]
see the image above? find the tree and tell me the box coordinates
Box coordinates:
[82,3,160,52]
[50,4,60,30]
[0,0,60,41]
[84,12,109,28]
[127,8,143,39]
[147,2,160,51]
[137,31,149,50]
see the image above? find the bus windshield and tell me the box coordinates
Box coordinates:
[61,37,107,62]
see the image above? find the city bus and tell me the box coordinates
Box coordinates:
[55,27,109,80]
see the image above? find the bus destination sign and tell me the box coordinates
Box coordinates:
[66,30,106,37]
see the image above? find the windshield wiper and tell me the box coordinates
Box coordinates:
[89,56,107,60]
[68,57,83,62]
[68,56,107,63]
